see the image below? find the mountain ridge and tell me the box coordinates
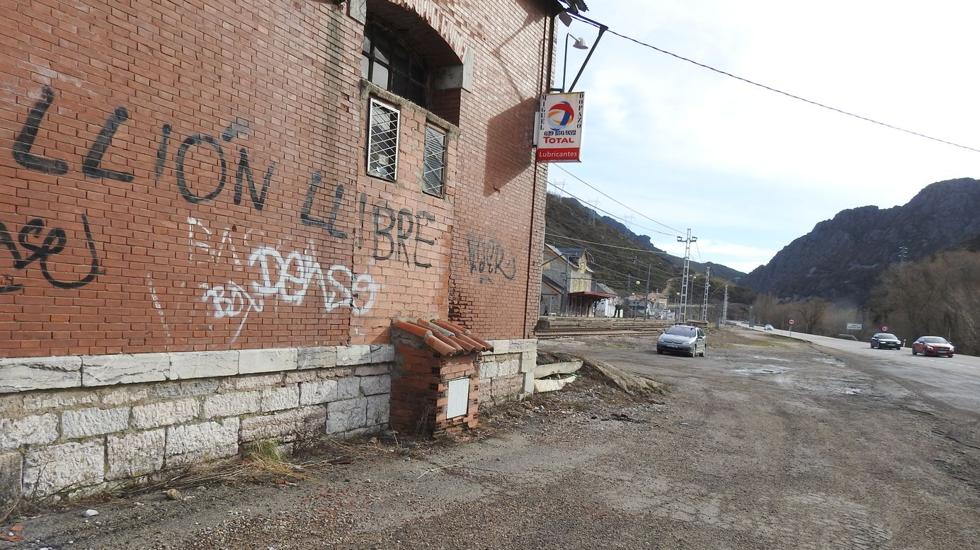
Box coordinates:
[743,177,980,303]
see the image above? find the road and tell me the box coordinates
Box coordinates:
[749,325,980,414]
[6,328,980,549]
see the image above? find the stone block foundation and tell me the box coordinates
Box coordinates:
[0,338,535,503]
[478,340,537,407]
[0,345,394,501]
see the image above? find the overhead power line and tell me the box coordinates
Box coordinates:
[551,165,683,234]
[545,230,680,280]
[545,231,723,281]
[545,232,671,258]
[547,183,675,238]
[548,239,678,282]
[570,13,980,155]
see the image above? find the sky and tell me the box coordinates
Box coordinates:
[548,0,980,274]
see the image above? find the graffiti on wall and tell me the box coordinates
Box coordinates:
[188,217,380,343]
[301,175,437,268]
[5,86,457,341]
[466,235,516,284]
[0,215,100,293]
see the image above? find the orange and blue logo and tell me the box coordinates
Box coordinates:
[547,101,576,130]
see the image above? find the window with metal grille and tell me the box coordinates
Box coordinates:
[367,99,399,181]
[422,125,447,196]
[361,23,429,108]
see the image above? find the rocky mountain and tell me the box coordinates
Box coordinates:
[743,178,980,303]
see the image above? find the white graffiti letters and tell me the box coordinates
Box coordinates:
[246,246,378,314]
[189,217,380,343]
[202,281,259,319]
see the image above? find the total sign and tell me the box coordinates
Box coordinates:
[535,92,584,162]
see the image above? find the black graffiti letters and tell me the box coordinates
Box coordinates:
[372,204,396,261]
[467,235,516,282]
[233,148,276,211]
[15,87,132,181]
[170,124,276,209]
[175,134,227,204]
[13,86,69,175]
[154,124,172,182]
[371,204,435,267]
[0,215,100,293]
[301,173,347,238]
[83,107,134,182]
[413,211,435,268]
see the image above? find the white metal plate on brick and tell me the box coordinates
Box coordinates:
[446,378,470,419]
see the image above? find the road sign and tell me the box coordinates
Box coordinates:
[788,319,795,326]
[881,325,889,332]
[846,323,862,331]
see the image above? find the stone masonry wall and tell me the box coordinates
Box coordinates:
[478,339,536,407]
[0,345,392,502]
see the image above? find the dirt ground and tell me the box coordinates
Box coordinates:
[3,328,979,549]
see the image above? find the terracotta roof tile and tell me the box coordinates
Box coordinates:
[391,318,494,357]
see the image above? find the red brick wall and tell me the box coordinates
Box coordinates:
[443,0,551,340]
[0,0,551,358]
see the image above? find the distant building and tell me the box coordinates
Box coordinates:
[594,283,621,317]
[540,244,616,316]
[624,292,672,319]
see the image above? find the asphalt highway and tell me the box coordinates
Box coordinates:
[748,325,980,415]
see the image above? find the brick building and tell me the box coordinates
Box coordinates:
[0,0,576,501]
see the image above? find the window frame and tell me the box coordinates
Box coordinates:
[366,97,401,182]
[361,23,431,108]
[421,123,448,197]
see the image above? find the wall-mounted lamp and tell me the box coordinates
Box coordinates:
[562,34,590,92]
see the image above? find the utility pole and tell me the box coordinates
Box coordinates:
[677,228,697,322]
[562,257,570,316]
[701,266,711,322]
[645,263,651,296]
[644,264,652,319]
[897,245,909,263]
[722,284,729,323]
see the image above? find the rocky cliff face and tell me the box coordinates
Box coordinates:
[743,178,980,303]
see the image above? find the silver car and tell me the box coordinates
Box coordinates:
[657,325,706,357]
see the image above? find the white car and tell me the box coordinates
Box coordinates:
[764,324,774,331]
[657,325,706,357]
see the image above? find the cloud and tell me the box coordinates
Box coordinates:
[555,0,980,271]
[659,239,776,275]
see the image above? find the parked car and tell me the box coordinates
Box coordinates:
[870,333,901,349]
[911,336,955,357]
[657,324,706,357]
[764,324,774,332]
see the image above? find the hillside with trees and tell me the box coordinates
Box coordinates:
[744,178,980,354]
[544,192,754,314]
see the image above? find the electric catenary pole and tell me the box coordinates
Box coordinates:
[677,228,697,322]
[701,266,711,322]
[722,284,729,323]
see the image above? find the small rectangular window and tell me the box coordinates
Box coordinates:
[367,99,399,181]
[422,125,447,196]
[370,62,389,88]
[360,55,370,79]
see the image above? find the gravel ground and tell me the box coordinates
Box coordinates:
[4,328,979,549]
